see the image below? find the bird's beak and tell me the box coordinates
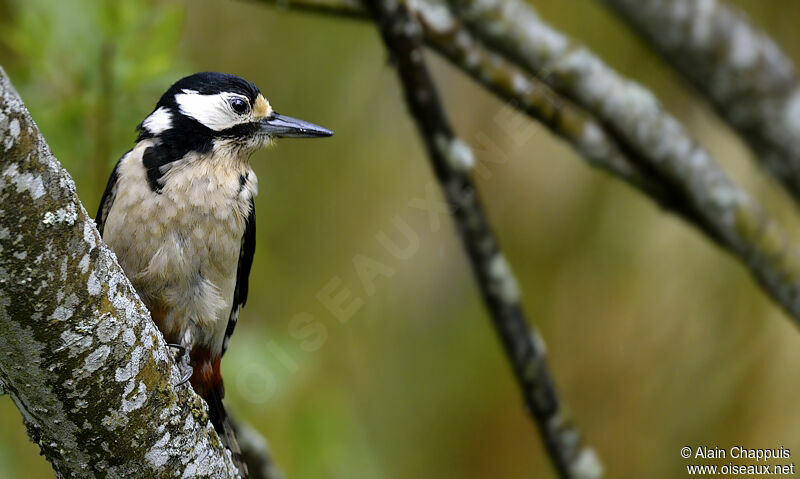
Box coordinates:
[259,113,333,138]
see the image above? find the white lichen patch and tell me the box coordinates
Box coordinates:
[511,72,532,96]
[436,134,475,173]
[78,254,90,274]
[2,117,20,151]
[121,381,148,412]
[6,118,19,146]
[87,270,102,296]
[532,330,548,355]
[83,220,98,252]
[115,346,144,383]
[83,345,111,373]
[727,22,759,69]
[410,0,455,33]
[49,293,79,323]
[577,122,609,162]
[96,314,120,343]
[42,204,78,227]
[122,328,136,347]
[3,163,45,200]
[569,447,604,479]
[57,330,93,358]
[145,431,172,467]
[783,89,800,135]
[487,253,520,303]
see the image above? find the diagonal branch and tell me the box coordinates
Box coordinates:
[0,67,243,479]
[601,0,800,205]
[444,0,800,322]
[364,0,602,477]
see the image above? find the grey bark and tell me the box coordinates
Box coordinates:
[602,0,800,204]
[0,67,242,478]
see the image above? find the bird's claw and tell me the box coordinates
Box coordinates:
[177,365,193,386]
[166,343,187,355]
[166,343,193,386]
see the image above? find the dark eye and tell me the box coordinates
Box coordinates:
[229,97,250,115]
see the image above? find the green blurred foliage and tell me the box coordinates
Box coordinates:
[2,1,800,478]
[0,0,187,202]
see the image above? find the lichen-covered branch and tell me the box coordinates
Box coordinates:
[409,2,724,246]
[364,1,602,477]
[444,0,800,322]
[0,67,242,479]
[601,0,800,204]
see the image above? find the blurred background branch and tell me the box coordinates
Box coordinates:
[444,0,800,322]
[602,0,800,205]
[364,0,601,476]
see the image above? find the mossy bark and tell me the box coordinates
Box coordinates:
[0,67,241,479]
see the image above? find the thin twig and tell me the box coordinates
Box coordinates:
[412,5,724,246]
[602,0,800,205]
[364,0,602,477]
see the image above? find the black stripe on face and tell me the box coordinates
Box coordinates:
[218,121,261,140]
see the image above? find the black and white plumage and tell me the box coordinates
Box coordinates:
[95,72,331,477]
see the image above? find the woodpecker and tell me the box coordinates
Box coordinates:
[95,72,332,476]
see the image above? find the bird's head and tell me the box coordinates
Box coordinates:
[136,72,332,156]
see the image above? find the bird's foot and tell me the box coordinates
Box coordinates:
[166,343,186,356]
[166,343,193,386]
[177,365,193,386]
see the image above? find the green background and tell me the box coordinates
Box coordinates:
[2,1,800,477]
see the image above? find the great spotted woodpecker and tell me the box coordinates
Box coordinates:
[95,72,332,476]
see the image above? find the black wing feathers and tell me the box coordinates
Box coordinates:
[222,199,255,356]
[95,155,125,236]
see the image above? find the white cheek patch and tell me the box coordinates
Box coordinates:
[174,90,251,131]
[142,107,173,134]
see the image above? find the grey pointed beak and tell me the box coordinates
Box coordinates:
[259,113,333,138]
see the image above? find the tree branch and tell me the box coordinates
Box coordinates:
[444,0,800,322]
[0,67,242,478]
[601,0,800,205]
[364,1,602,477]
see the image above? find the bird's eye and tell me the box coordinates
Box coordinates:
[229,97,250,115]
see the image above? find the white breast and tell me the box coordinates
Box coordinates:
[103,140,257,354]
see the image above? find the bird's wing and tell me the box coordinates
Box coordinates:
[221,198,256,356]
[95,151,128,235]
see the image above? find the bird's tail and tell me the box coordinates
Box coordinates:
[207,384,249,479]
